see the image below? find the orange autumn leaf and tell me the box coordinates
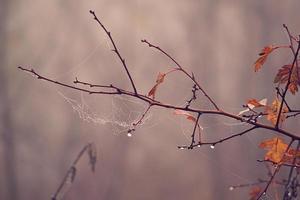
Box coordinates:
[266,98,288,126]
[249,186,262,200]
[274,64,300,95]
[254,46,278,72]
[148,72,166,99]
[174,109,196,122]
[259,137,288,163]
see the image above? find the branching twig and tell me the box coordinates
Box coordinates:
[89,10,138,94]
[51,143,97,200]
[256,139,294,199]
[178,126,257,149]
[18,66,300,141]
[188,113,201,149]
[141,39,220,111]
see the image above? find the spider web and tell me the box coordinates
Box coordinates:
[58,92,155,136]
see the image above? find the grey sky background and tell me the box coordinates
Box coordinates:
[1,0,300,199]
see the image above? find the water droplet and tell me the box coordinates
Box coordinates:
[229,186,234,191]
[127,133,132,137]
[210,145,215,149]
[197,144,201,147]
[179,147,185,150]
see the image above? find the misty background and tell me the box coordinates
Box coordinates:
[1,0,300,199]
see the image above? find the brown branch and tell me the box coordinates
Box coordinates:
[188,113,201,149]
[89,10,138,94]
[178,126,257,149]
[132,104,152,127]
[18,67,300,140]
[18,67,119,95]
[17,65,300,141]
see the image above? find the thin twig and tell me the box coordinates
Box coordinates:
[89,10,138,94]
[51,143,97,200]
[256,139,295,199]
[178,126,257,149]
[141,39,220,111]
[188,113,201,149]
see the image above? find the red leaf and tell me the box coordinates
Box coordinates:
[174,110,196,122]
[274,64,300,95]
[147,68,179,99]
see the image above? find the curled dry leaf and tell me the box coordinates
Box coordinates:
[254,46,278,72]
[238,98,267,116]
[266,98,288,126]
[274,64,300,95]
[247,98,267,109]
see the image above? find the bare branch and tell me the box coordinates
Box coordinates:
[89,10,138,94]
[178,126,257,149]
[141,39,220,111]
[51,143,97,200]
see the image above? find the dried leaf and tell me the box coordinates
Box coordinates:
[249,186,262,200]
[238,98,267,116]
[147,69,179,99]
[88,143,97,172]
[174,109,196,122]
[254,46,277,72]
[274,64,300,94]
[247,98,267,109]
[259,137,288,163]
[148,72,166,99]
[148,84,158,99]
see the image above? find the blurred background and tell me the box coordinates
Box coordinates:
[1,0,300,199]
